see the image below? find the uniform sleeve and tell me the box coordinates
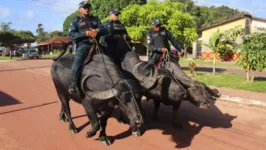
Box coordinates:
[146,32,162,54]
[95,17,106,36]
[101,21,113,41]
[68,18,87,41]
[166,29,182,52]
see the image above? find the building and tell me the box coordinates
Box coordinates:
[196,13,266,61]
[37,36,71,54]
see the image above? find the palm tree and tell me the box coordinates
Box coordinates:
[202,29,221,75]
[36,23,44,34]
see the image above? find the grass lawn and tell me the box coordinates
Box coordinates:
[189,71,266,93]
[179,58,240,68]
[0,56,22,61]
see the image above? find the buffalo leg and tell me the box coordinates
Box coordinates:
[82,99,100,138]
[59,103,68,122]
[99,108,114,146]
[152,100,160,121]
[56,89,77,133]
[172,101,182,128]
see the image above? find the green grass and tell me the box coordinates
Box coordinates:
[189,71,266,93]
[179,58,240,68]
[0,56,22,61]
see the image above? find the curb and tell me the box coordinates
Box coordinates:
[218,94,266,108]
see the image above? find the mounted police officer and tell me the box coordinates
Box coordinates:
[101,8,132,67]
[146,18,196,88]
[68,1,106,94]
[146,18,182,67]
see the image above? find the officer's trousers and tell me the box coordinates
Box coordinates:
[71,44,92,80]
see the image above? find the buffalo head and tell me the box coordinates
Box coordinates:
[187,81,220,109]
[81,75,145,136]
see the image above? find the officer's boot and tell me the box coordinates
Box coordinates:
[69,78,78,94]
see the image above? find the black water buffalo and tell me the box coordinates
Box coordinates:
[50,51,144,146]
[119,51,220,127]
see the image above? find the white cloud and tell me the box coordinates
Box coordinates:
[25,10,34,19]
[31,0,79,16]
[52,0,79,16]
[0,6,11,18]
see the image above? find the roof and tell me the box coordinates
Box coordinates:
[37,36,71,46]
[200,13,266,31]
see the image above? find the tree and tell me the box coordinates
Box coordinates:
[50,30,63,39]
[0,22,12,31]
[89,0,146,20]
[13,30,36,44]
[238,29,266,82]
[36,31,50,42]
[201,27,245,75]
[183,27,198,58]
[63,0,146,33]
[36,23,44,34]
[63,11,79,35]
[201,29,221,75]
[118,0,198,47]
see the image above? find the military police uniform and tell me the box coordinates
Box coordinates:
[68,1,106,94]
[102,8,132,66]
[146,18,182,66]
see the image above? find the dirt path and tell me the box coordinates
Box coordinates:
[0,59,266,150]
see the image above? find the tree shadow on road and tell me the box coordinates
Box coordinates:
[0,91,58,115]
[113,101,237,148]
[0,91,21,107]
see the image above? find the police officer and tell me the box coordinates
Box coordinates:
[146,18,196,89]
[146,18,182,66]
[102,8,132,67]
[68,1,106,94]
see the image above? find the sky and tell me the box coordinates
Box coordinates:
[0,0,266,35]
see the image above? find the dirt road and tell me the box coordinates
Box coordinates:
[0,59,266,150]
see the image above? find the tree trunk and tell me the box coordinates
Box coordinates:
[10,49,12,59]
[246,70,253,82]
[213,52,216,75]
[184,45,188,58]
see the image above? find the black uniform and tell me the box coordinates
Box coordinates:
[146,27,182,65]
[68,15,105,93]
[102,20,132,66]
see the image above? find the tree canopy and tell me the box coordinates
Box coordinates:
[0,30,35,46]
[63,0,146,35]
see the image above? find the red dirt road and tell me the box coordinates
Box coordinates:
[0,59,266,150]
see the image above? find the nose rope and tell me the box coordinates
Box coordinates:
[92,37,143,121]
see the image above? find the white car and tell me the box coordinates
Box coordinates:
[24,49,40,59]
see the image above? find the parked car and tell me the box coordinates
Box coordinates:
[0,47,4,56]
[24,49,40,59]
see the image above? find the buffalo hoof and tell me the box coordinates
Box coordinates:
[60,117,68,123]
[132,129,142,137]
[99,136,114,146]
[85,130,97,138]
[172,121,183,129]
[70,126,78,134]
[59,113,68,122]
[151,116,160,122]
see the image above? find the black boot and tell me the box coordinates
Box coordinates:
[69,79,78,94]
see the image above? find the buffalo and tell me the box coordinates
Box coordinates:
[118,50,220,127]
[50,50,144,146]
